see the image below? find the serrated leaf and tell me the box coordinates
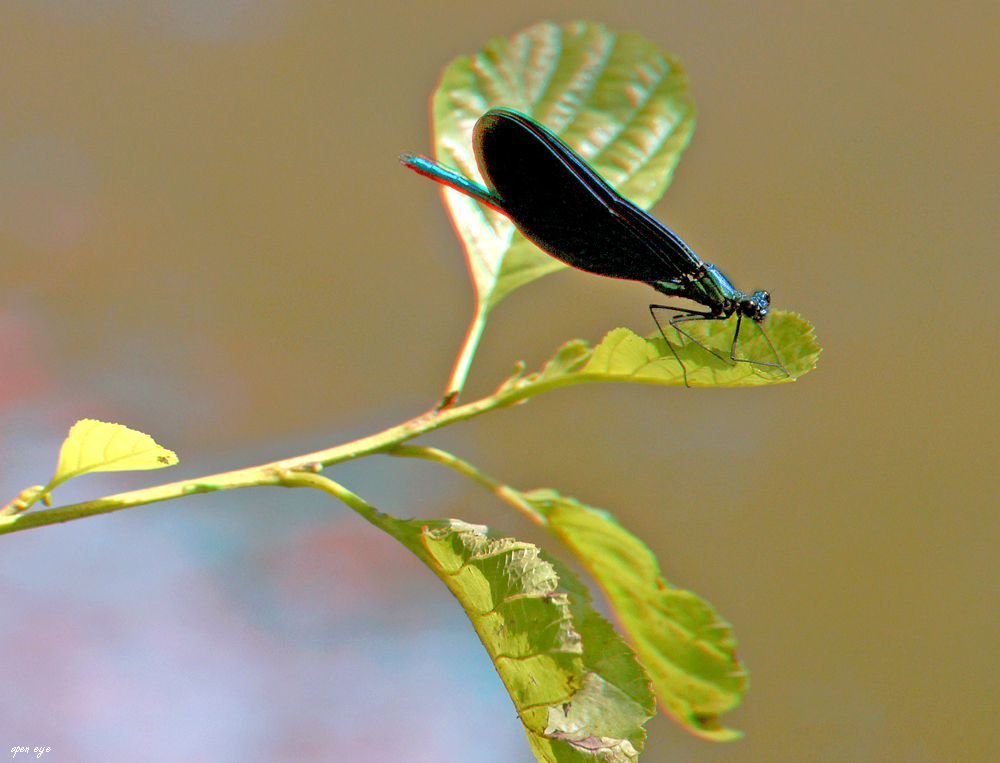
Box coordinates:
[50,419,178,489]
[524,489,746,741]
[429,19,695,311]
[582,311,820,387]
[493,312,819,403]
[368,515,655,762]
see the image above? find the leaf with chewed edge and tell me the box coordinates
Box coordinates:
[524,489,747,741]
[369,515,656,762]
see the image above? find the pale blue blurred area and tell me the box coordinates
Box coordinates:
[0,422,526,761]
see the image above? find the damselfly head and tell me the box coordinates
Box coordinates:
[742,290,771,322]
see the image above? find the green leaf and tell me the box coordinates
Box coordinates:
[494,311,820,402]
[429,19,695,312]
[524,489,746,741]
[582,311,820,387]
[0,419,179,517]
[368,515,656,762]
[50,419,178,489]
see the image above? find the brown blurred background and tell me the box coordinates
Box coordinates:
[0,1,997,761]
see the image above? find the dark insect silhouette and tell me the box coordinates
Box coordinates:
[401,108,788,384]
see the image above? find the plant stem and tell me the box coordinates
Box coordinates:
[0,383,527,536]
[386,444,544,523]
[0,328,622,536]
[440,303,488,408]
[272,470,438,563]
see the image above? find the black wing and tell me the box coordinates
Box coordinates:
[473,108,704,285]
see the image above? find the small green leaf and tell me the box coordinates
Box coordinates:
[429,19,695,312]
[525,489,746,741]
[50,419,178,489]
[368,515,655,761]
[0,421,178,517]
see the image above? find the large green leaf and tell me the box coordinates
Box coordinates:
[525,490,747,740]
[429,19,695,311]
[369,515,656,762]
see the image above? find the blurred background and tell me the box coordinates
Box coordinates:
[0,1,996,761]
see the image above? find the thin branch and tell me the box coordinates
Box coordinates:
[386,444,544,525]
[0,392,507,536]
[439,302,489,408]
